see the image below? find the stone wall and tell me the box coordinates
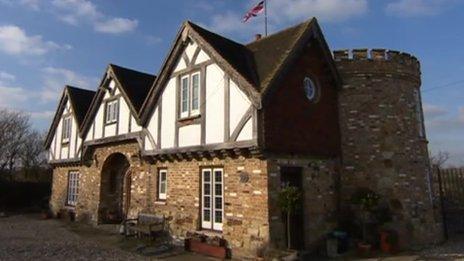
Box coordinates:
[50,165,80,214]
[50,141,270,258]
[267,157,339,251]
[335,49,443,247]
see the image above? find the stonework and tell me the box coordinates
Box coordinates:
[49,47,444,258]
[334,49,443,246]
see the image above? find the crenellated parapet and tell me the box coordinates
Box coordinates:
[333,48,421,86]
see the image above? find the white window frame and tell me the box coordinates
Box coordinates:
[62,116,72,143]
[158,169,167,200]
[179,72,201,119]
[180,75,190,118]
[67,171,79,206]
[105,99,119,124]
[201,168,224,231]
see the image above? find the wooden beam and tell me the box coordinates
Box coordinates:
[230,106,253,142]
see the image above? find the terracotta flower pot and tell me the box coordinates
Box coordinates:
[357,242,372,257]
[380,230,398,254]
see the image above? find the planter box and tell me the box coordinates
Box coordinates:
[185,238,228,259]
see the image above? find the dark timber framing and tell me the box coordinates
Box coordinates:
[230,106,253,142]
[224,75,230,141]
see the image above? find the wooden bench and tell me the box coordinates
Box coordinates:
[123,213,165,239]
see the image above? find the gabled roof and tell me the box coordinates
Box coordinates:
[246,19,314,92]
[67,86,95,127]
[140,18,340,124]
[44,86,96,148]
[79,64,156,137]
[187,22,258,87]
[110,64,156,113]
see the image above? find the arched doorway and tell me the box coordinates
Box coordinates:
[98,153,131,223]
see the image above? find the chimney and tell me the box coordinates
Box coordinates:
[254,34,262,41]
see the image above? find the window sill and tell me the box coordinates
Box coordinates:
[104,121,118,126]
[178,114,201,126]
[195,230,223,236]
[154,201,167,205]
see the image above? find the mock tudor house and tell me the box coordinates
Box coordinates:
[45,18,443,257]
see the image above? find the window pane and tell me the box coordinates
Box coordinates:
[191,74,199,111]
[215,171,222,183]
[160,182,166,194]
[181,77,189,113]
[114,101,118,121]
[204,171,211,182]
[204,210,210,221]
[204,196,210,208]
[215,211,222,223]
[215,197,222,209]
[204,184,211,195]
[215,184,222,196]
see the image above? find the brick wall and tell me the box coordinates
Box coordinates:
[335,49,443,247]
[50,141,271,258]
[267,157,339,250]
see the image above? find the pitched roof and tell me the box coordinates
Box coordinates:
[44,86,96,148]
[187,22,257,87]
[110,64,156,113]
[66,86,95,127]
[246,19,315,92]
[79,64,156,136]
[140,18,339,123]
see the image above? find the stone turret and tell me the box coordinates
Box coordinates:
[335,49,443,247]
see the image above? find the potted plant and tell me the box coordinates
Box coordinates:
[278,185,302,250]
[380,229,398,253]
[351,188,380,256]
[185,232,228,259]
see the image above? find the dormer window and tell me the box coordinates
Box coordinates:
[62,116,72,143]
[105,99,119,124]
[180,72,201,118]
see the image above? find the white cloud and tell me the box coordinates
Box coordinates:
[29,110,54,120]
[94,18,138,34]
[40,67,97,102]
[145,35,163,45]
[423,103,448,120]
[0,0,40,10]
[0,25,69,56]
[0,71,15,83]
[386,0,452,17]
[20,0,40,10]
[51,0,138,34]
[208,0,367,36]
[0,86,29,108]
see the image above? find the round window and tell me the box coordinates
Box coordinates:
[303,77,318,102]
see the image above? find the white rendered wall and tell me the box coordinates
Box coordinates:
[229,80,251,137]
[160,78,176,149]
[205,64,225,144]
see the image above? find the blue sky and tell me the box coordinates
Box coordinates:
[0,0,463,165]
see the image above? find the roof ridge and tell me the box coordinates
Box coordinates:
[66,85,96,94]
[185,21,246,48]
[246,18,315,47]
[109,63,155,77]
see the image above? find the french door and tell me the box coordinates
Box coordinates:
[201,168,223,231]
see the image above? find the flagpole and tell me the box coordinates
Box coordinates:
[264,0,268,36]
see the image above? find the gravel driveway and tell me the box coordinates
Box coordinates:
[0,214,211,261]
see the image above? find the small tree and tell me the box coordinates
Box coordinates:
[430,151,450,169]
[278,186,302,249]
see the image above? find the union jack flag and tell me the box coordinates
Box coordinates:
[243,1,265,22]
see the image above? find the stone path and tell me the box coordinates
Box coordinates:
[0,214,213,261]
